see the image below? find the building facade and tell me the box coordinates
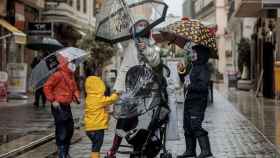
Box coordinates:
[182,0,194,18]
[193,0,228,76]
[0,0,45,71]
[228,0,280,98]
[42,0,96,46]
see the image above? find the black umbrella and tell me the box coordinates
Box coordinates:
[26,36,64,52]
[96,0,168,44]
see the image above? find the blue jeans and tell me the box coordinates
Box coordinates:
[86,130,105,152]
[51,104,74,146]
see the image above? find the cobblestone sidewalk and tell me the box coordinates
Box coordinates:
[70,90,280,158]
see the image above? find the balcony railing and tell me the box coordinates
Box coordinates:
[43,2,95,29]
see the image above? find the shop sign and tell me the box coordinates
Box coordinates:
[7,63,27,93]
[0,71,8,102]
[28,22,52,35]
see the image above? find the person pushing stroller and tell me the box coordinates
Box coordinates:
[107,19,163,158]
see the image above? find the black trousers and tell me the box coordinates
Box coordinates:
[34,87,46,106]
[51,104,74,146]
[183,97,208,138]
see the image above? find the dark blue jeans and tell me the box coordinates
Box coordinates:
[86,130,105,152]
[51,104,74,146]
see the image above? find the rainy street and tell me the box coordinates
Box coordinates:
[2,0,280,158]
[0,85,280,157]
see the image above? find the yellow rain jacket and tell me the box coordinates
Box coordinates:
[84,76,119,131]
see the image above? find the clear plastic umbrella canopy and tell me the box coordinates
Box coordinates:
[96,0,168,44]
[30,47,89,89]
[113,65,162,119]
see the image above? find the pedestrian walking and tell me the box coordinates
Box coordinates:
[177,45,213,158]
[208,60,215,104]
[44,55,80,158]
[31,54,46,107]
[84,64,120,158]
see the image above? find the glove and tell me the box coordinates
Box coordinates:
[120,93,130,101]
[166,78,176,94]
[52,101,60,108]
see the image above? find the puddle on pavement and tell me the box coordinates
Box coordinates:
[0,133,25,145]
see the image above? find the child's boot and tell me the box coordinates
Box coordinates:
[91,152,100,158]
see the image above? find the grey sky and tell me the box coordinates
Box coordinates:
[164,0,183,16]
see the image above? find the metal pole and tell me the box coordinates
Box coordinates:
[51,22,54,38]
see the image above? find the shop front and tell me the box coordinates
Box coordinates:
[0,19,26,71]
[234,0,280,98]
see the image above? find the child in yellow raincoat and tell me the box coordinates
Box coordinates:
[84,65,119,158]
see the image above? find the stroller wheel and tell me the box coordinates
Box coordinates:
[160,152,172,158]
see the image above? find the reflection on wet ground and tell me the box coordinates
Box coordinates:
[0,133,24,145]
[216,84,280,151]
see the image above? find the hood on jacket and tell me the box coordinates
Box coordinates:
[192,45,210,65]
[85,76,106,95]
[57,55,72,74]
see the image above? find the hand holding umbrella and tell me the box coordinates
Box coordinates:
[159,18,218,58]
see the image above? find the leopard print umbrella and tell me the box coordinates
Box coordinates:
[162,18,217,53]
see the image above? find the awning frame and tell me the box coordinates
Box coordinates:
[0,19,27,44]
[0,33,12,40]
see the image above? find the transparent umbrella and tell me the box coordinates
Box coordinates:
[29,47,89,89]
[113,65,162,119]
[96,0,168,44]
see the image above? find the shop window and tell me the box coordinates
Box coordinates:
[77,0,81,11]
[83,0,87,13]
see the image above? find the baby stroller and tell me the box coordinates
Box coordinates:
[112,64,172,158]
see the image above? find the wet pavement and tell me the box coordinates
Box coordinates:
[69,88,280,158]
[0,102,83,157]
[216,84,280,155]
[0,105,53,145]
[1,86,280,157]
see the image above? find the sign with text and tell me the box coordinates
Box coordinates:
[7,63,28,93]
[28,22,52,35]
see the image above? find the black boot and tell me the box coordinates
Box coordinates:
[177,134,196,158]
[58,146,67,158]
[196,136,213,158]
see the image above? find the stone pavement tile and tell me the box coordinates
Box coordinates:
[70,90,280,158]
[0,99,33,107]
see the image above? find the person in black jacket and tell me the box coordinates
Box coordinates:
[31,54,46,108]
[177,45,213,158]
